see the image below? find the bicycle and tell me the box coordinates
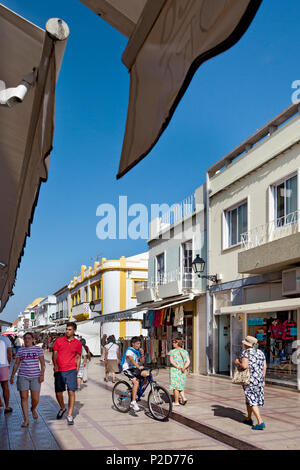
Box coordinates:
[112,366,172,421]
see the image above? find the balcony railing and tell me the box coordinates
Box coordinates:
[159,193,195,230]
[143,269,194,290]
[241,210,300,250]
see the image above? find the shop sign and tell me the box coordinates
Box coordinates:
[248,318,264,326]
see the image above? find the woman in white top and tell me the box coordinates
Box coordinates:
[104,336,120,383]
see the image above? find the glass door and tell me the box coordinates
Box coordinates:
[216,315,230,375]
[184,315,193,371]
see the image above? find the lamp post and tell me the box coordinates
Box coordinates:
[89,301,101,314]
[192,255,219,283]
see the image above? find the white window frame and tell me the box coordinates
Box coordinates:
[155,252,165,285]
[181,239,193,288]
[223,199,248,250]
[269,171,298,224]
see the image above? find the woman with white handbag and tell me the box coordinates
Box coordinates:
[234,335,267,430]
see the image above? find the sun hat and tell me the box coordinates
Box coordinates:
[242,336,258,347]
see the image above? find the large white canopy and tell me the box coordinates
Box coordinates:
[0,4,69,311]
[79,0,262,179]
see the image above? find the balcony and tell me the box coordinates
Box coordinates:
[136,269,193,303]
[239,210,300,274]
[149,192,196,239]
[71,302,91,321]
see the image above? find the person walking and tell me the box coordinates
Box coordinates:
[81,338,91,384]
[100,334,107,361]
[52,322,82,425]
[168,337,190,406]
[77,339,88,390]
[15,335,24,355]
[0,335,12,413]
[235,335,267,430]
[10,332,45,427]
[104,335,120,383]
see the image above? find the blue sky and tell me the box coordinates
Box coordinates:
[2,0,300,322]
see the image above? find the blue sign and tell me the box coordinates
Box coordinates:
[248,318,264,326]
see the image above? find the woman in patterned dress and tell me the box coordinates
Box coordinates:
[235,335,267,430]
[168,338,190,406]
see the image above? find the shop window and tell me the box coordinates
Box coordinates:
[224,201,247,248]
[247,311,297,385]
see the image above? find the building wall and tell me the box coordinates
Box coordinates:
[210,117,300,284]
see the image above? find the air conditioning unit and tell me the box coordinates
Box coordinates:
[282,268,300,296]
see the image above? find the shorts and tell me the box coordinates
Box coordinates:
[77,366,84,379]
[124,368,143,380]
[17,375,41,392]
[0,366,9,382]
[54,369,77,393]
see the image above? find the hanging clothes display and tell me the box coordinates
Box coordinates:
[174,305,184,326]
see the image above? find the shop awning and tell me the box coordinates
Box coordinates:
[79,0,262,179]
[0,5,69,312]
[135,294,196,312]
[1,330,17,336]
[0,319,12,327]
[218,297,300,315]
[93,309,145,323]
[119,0,262,178]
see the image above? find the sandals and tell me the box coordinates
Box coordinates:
[4,407,13,414]
[179,399,187,405]
[56,408,66,420]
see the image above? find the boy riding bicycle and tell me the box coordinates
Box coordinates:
[122,336,149,411]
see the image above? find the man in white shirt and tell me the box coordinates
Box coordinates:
[0,335,13,413]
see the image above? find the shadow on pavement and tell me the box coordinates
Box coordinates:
[211,404,246,423]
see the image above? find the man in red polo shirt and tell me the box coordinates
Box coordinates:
[52,322,82,425]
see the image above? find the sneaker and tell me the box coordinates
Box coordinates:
[67,416,74,425]
[130,401,140,412]
[252,422,265,430]
[56,408,66,420]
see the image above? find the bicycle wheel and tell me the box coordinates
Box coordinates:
[148,384,172,421]
[112,380,132,413]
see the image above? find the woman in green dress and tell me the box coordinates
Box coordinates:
[168,337,190,406]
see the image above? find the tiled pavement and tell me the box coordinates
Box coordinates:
[0,354,232,451]
[1,354,300,450]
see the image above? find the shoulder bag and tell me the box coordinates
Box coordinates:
[232,351,251,385]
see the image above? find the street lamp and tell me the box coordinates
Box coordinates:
[192,254,219,283]
[90,301,101,314]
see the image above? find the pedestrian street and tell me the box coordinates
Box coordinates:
[0,354,232,451]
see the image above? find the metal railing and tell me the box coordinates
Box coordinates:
[159,193,195,229]
[142,269,194,290]
[241,210,299,250]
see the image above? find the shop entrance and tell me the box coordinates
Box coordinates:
[216,314,230,375]
[247,310,297,385]
[184,314,193,371]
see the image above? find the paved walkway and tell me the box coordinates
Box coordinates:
[0,354,232,451]
[1,354,300,450]
[155,368,300,450]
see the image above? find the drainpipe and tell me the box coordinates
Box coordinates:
[205,172,211,375]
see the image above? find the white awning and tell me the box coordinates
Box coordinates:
[117,0,262,178]
[0,5,69,311]
[219,297,300,315]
